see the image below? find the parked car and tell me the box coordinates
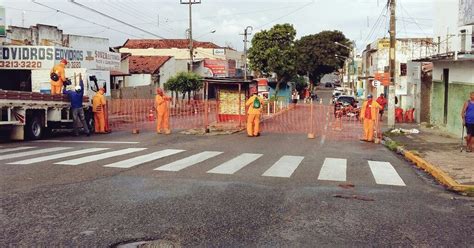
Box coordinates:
[334,95,359,117]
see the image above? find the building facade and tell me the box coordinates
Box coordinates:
[119,39,244,78]
[361,38,435,110]
[418,0,474,136]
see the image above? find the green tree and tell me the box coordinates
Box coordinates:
[165,72,203,102]
[295,30,350,85]
[292,75,308,93]
[248,23,297,97]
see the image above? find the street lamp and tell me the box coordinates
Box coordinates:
[334,42,355,89]
[195,29,216,39]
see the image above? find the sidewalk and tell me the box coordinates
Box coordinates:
[382,123,474,193]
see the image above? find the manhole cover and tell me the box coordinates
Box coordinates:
[115,239,180,248]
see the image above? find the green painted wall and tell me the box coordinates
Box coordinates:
[448,83,474,134]
[430,80,474,136]
[430,80,445,125]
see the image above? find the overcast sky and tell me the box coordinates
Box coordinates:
[0,0,444,52]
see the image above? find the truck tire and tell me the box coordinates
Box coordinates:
[86,109,95,133]
[25,116,43,140]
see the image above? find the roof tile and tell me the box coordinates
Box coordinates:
[123,39,221,49]
[129,56,171,74]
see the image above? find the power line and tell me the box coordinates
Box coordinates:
[98,1,179,36]
[31,0,144,39]
[361,2,389,48]
[399,1,430,38]
[254,1,315,30]
[3,6,55,13]
[69,0,165,39]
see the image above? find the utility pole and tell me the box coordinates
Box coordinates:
[181,0,201,72]
[242,26,253,80]
[387,0,396,128]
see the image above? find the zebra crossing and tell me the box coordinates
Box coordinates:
[0,146,406,186]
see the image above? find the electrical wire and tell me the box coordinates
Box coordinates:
[3,6,55,13]
[361,1,389,49]
[31,0,144,39]
[254,1,316,30]
[165,5,303,23]
[69,0,165,39]
[399,0,430,38]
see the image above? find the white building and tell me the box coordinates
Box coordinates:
[119,39,244,78]
[361,38,435,110]
[418,0,474,135]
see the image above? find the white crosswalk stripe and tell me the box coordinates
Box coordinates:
[8,148,110,165]
[368,161,406,186]
[103,149,185,168]
[0,146,37,154]
[318,158,347,182]
[262,155,304,178]
[0,145,408,187]
[207,153,263,174]
[155,151,223,172]
[56,148,147,165]
[0,147,72,161]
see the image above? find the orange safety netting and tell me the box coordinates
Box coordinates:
[106,99,379,141]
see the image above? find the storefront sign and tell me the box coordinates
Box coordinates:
[213,48,225,56]
[378,39,390,50]
[374,72,390,86]
[0,45,120,70]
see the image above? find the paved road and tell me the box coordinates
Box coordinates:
[1,125,473,247]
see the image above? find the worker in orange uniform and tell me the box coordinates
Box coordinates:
[155,88,171,134]
[50,59,68,95]
[360,94,381,142]
[245,88,264,137]
[92,88,107,134]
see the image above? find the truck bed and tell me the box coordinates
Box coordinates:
[0,90,91,107]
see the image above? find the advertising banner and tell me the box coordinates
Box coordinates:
[0,7,5,37]
[459,0,474,26]
[204,59,227,77]
[0,45,120,70]
[0,7,7,37]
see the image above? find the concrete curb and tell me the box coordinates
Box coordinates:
[382,136,474,193]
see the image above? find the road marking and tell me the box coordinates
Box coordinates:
[0,147,72,161]
[56,148,147,165]
[262,155,304,178]
[0,146,37,154]
[155,151,223,172]
[207,153,263,174]
[368,161,406,186]
[32,140,140,144]
[103,149,185,168]
[318,158,347,181]
[8,148,110,165]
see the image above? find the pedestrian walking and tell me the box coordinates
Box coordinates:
[461,91,474,152]
[360,94,381,142]
[63,79,90,136]
[92,88,107,134]
[246,88,264,137]
[50,59,68,95]
[291,90,298,105]
[376,93,387,118]
[155,88,171,134]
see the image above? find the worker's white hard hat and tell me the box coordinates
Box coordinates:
[75,85,81,92]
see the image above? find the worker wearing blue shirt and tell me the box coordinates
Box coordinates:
[63,80,90,136]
